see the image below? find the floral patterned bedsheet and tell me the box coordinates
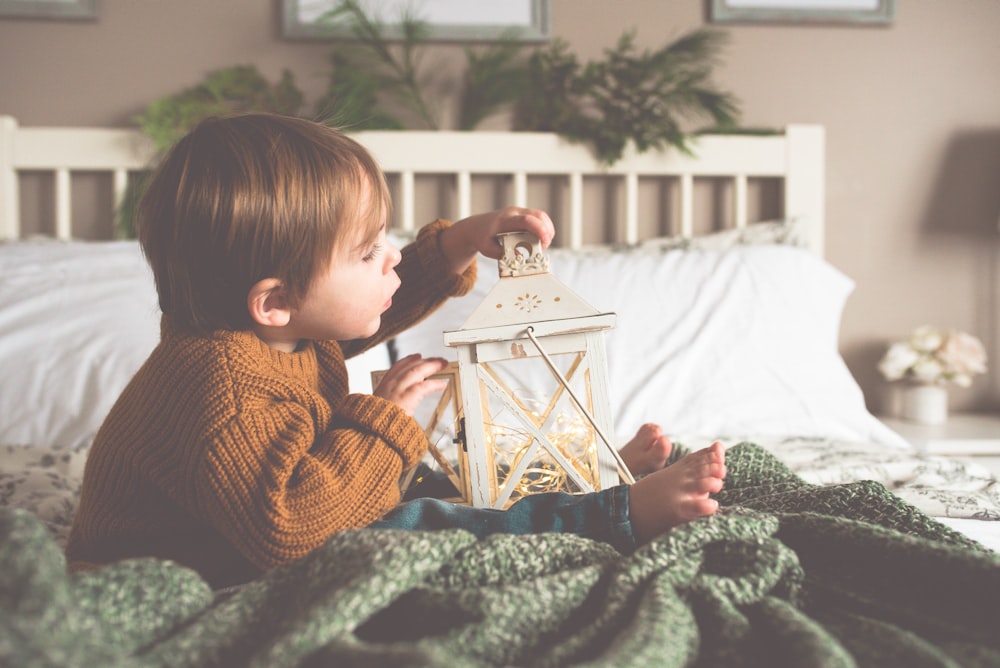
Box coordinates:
[2,437,997,551]
[758,436,1000,521]
[0,444,88,548]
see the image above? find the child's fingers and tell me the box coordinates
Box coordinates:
[373,355,450,412]
[495,207,555,248]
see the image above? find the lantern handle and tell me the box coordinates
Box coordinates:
[523,326,636,485]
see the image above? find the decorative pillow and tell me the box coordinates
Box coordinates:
[391,242,909,449]
[636,217,808,251]
[0,240,391,449]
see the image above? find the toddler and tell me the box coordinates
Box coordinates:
[66,113,725,589]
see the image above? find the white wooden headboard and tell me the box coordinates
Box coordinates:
[0,115,824,255]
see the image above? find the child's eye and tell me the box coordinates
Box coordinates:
[361,242,383,263]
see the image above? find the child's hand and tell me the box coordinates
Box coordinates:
[373,353,449,416]
[439,206,555,275]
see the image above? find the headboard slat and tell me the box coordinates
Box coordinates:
[399,170,416,233]
[456,171,471,220]
[679,174,694,237]
[734,175,748,229]
[624,172,639,245]
[513,172,527,207]
[112,168,129,233]
[55,168,71,240]
[569,172,584,248]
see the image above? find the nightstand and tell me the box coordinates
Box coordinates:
[880,412,1000,478]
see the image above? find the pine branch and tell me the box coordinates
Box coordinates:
[134,65,304,152]
[513,29,741,164]
[458,34,531,130]
[318,0,438,129]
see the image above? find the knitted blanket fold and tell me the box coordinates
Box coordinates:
[3,443,999,668]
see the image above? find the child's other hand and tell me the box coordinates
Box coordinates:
[373,353,449,416]
[440,206,555,274]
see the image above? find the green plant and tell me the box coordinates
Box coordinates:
[458,35,531,131]
[314,2,740,162]
[134,65,304,152]
[315,1,534,132]
[314,0,438,129]
[513,30,740,164]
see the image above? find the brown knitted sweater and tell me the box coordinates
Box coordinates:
[65,220,476,588]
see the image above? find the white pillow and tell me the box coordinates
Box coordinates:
[0,241,161,449]
[391,243,909,449]
[0,240,391,448]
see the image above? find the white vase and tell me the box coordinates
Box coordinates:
[899,383,948,425]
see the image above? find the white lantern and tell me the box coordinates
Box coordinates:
[436,231,633,509]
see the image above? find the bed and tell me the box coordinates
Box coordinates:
[1,115,998,666]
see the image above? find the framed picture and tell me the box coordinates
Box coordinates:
[710,0,895,25]
[283,0,550,42]
[0,0,96,20]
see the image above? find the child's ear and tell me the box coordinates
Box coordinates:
[247,278,291,328]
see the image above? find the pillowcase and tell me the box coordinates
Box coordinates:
[391,241,909,449]
[0,240,391,448]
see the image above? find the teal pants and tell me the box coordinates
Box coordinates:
[369,467,636,553]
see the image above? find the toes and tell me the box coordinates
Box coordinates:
[691,497,720,517]
[637,423,662,444]
[685,473,725,495]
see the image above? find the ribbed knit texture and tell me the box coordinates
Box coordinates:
[6,443,1000,667]
[65,220,476,588]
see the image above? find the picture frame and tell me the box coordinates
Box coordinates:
[282,0,550,42]
[0,0,96,20]
[709,0,895,25]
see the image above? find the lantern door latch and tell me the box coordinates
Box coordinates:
[453,416,467,452]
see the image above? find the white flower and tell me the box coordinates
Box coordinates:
[878,326,987,386]
[910,356,944,383]
[908,325,943,353]
[877,342,920,381]
[938,331,987,376]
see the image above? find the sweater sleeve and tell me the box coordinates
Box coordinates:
[339,219,477,359]
[192,394,427,570]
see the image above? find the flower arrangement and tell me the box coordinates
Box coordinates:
[878,325,987,387]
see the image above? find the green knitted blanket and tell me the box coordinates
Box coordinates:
[3,443,1000,667]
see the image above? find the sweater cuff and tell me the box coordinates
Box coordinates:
[415,219,478,298]
[336,393,428,469]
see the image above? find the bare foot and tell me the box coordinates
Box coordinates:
[618,423,673,476]
[627,441,726,544]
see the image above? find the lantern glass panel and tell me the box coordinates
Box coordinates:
[475,351,601,507]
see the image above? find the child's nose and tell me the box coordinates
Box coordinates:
[385,243,402,271]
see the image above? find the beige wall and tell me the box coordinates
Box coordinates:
[2,0,1000,415]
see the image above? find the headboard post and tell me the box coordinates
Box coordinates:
[785,124,826,257]
[0,115,19,240]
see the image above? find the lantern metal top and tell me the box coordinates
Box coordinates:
[497,231,549,278]
[444,231,615,341]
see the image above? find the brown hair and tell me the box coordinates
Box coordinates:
[136,113,391,335]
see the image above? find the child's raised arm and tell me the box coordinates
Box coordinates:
[437,207,555,276]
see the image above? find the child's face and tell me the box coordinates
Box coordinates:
[289,224,402,344]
